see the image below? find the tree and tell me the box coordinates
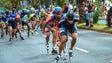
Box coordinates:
[54,0,67,7]
[76,0,86,4]
[75,0,86,21]
[0,0,15,10]
[110,0,112,3]
[10,0,21,9]
[29,0,40,8]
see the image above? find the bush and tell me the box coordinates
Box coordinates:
[93,10,100,24]
[93,1,103,24]
[54,0,67,7]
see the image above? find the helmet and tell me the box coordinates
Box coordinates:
[15,15,20,19]
[31,7,35,11]
[10,13,16,18]
[47,8,50,11]
[26,10,30,15]
[66,10,74,20]
[5,10,10,15]
[54,7,62,13]
[23,8,27,11]
[12,8,16,12]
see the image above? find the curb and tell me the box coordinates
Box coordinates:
[77,26,112,34]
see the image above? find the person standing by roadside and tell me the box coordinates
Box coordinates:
[63,3,68,14]
[87,0,95,28]
[84,2,89,27]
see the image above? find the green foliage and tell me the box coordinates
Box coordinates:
[93,0,104,24]
[40,0,51,7]
[93,10,100,24]
[110,0,112,3]
[29,0,40,8]
[55,0,67,7]
[0,0,11,9]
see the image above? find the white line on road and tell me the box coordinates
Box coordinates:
[35,32,39,34]
[75,47,89,53]
[110,61,112,63]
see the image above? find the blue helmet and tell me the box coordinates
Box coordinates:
[55,7,62,13]
[10,13,16,18]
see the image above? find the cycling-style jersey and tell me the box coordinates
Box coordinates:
[40,8,45,17]
[0,14,3,22]
[60,13,79,23]
[57,18,77,36]
[47,14,60,28]
[22,15,30,22]
[2,15,7,22]
[10,13,17,18]
[0,18,3,22]
[29,14,35,21]
[8,17,15,22]
[21,12,27,18]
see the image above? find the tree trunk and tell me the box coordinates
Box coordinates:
[10,0,20,9]
[76,0,86,22]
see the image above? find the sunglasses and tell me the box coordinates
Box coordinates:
[56,13,61,15]
[67,18,74,21]
[54,11,61,15]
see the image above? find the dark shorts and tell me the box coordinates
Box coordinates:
[45,24,54,32]
[8,21,16,29]
[60,25,77,36]
[30,17,35,21]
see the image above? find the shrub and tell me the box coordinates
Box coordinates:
[93,10,100,24]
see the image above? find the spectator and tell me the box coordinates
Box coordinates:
[68,2,73,12]
[87,0,95,28]
[73,3,77,13]
[50,2,55,13]
[106,7,112,27]
[63,3,68,13]
[84,3,89,27]
[103,5,107,19]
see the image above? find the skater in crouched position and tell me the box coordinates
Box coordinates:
[55,10,79,62]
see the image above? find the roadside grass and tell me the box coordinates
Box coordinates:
[77,22,112,31]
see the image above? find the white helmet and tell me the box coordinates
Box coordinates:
[31,7,35,11]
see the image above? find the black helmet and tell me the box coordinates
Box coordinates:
[5,10,10,15]
[66,10,74,20]
[12,8,16,12]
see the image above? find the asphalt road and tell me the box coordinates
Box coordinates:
[0,29,112,63]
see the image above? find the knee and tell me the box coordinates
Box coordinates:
[46,36,49,39]
[61,38,67,44]
[72,33,78,40]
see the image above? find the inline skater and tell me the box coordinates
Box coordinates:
[55,10,79,63]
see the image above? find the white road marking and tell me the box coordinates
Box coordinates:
[75,47,89,53]
[35,32,39,34]
[110,61,112,63]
